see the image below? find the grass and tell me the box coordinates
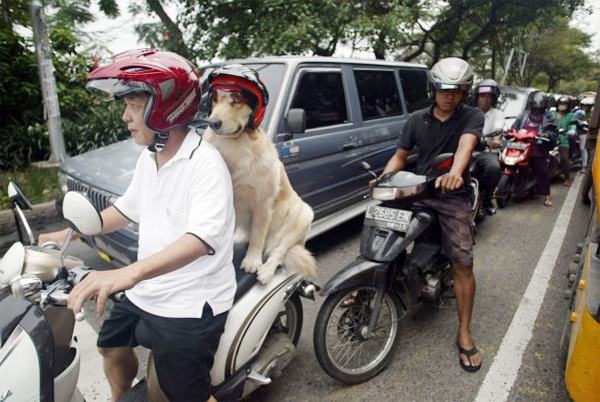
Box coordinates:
[0,166,63,210]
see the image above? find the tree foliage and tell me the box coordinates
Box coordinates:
[0,0,127,170]
[1,0,598,171]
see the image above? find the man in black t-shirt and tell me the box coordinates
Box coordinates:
[378,57,484,372]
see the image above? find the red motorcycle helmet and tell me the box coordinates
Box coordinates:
[207,64,269,128]
[86,48,201,133]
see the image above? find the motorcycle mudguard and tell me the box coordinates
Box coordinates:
[319,257,392,298]
[319,256,410,307]
[210,269,302,384]
[360,210,435,262]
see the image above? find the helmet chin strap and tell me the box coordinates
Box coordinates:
[148,132,169,152]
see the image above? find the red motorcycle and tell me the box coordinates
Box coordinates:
[495,129,559,208]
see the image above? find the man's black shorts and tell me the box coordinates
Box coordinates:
[97,298,228,401]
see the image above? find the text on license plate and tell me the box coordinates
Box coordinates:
[365,205,412,232]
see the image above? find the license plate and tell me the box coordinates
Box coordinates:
[507,142,527,150]
[365,205,412,232]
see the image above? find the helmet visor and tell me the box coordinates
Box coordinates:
[477,86,495,94]
[86,78,153,101]
[433,82,469,91]
[210,87,246,104]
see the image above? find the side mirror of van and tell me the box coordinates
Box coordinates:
[285,108,306,134]
[277,108,306,142]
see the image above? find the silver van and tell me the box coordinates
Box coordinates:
[59,56,431,266]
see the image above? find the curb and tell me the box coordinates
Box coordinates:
[0,200,62,251]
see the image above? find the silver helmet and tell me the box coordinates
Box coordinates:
[430,57,474,94]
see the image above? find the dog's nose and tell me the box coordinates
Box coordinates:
[209,119,222,131]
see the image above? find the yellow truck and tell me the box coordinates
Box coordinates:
[563,84,600,401]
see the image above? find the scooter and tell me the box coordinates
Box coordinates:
[0,183,103,402]
[312,153,464,384]
[127,245,317,401]
[1,184,317,401]
[495,129,556,208]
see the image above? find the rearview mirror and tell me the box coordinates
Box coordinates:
[62,191,103,236]
[8,182,32,211]
[285,108,306,135]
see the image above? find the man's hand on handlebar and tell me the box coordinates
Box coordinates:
[37,229,71,248]
[435,173,464,192]
[67,269,135,317]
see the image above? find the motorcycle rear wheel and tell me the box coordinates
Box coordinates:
[313,285,404,384]
[276,293,303,345]
[496,175,512,208]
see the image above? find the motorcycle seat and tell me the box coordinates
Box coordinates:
[232,242,258,302]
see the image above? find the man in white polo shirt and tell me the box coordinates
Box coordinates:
[38,49,235,402]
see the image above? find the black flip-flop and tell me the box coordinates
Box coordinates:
[458,346,482,373]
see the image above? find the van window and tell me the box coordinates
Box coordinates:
[290,71,348,129]
[354,70,403,121]
[399,69,431,113]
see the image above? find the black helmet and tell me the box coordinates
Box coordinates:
[474,79,501,106]
[528,91,549,111]
[556,95,570,112]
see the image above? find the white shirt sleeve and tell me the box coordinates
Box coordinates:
[184,163,234,254]
[492,109,506,133]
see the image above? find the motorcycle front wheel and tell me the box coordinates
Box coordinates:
[313,285,404,384]
[496,174,513,208]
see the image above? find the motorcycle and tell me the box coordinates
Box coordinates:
[312,153,465,384]
[470,130,503,223]
[0,182,103,402]
[495,129,558,208]
[568,119,589,171]
[1,183,318,401]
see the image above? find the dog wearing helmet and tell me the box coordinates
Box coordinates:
[203,64,317,285]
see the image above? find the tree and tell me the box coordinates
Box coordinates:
[521,17,593,92]
[0,0,126,170]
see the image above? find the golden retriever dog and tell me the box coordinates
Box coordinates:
[203,90,317,284]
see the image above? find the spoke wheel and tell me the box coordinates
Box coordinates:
[313,286,404,384]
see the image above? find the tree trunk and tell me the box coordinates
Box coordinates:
[146,0,190,59]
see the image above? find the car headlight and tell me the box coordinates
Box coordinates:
[57,172,69,194]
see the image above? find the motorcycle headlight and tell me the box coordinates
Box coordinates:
[370,187,398,201]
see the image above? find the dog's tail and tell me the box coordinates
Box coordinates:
[284,245,317,278]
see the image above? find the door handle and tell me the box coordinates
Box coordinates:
[342,142,356,150]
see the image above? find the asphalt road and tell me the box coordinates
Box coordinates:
[55,174,590,401]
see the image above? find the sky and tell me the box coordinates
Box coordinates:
[85,0,600,58]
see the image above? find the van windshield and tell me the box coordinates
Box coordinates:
[497,91,528,119]
[197,62,287,130]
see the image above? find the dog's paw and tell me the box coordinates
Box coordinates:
[241,256,262,274]
[257,264,277,285]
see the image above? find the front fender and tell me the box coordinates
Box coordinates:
[361,209,435,261]
[320,257,391,297]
